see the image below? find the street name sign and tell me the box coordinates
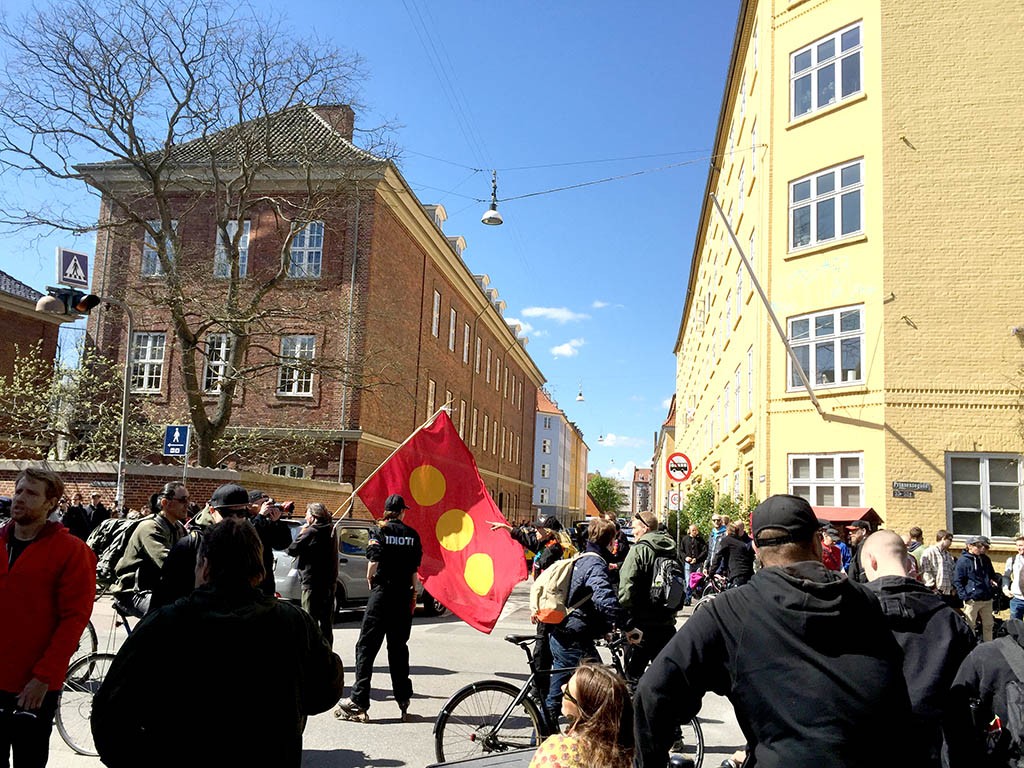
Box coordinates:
[665,452,693,483]
[892,481,932,492]
[56,247,89,289]
[163,424,190,457]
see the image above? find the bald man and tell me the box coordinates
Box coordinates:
[862,530,977,765]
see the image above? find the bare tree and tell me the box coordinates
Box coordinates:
[0,0,397,466]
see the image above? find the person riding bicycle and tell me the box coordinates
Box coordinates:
[529,662,633,768]
[706,520,754,588]
[634,494,915,768]
[618,511,680,679]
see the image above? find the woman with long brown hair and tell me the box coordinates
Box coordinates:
[528,661,634,768]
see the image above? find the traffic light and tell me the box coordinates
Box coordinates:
[41,286,102,315]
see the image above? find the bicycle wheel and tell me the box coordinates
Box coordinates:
[56,652,116,756]
[69,621,98,676]
[691,594,718,614]
[434,680,543,763]
[670,716,705,768]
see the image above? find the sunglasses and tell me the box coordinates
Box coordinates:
[561,682,580,708]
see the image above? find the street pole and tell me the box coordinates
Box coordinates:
[98,296,135,509]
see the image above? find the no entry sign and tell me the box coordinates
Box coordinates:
[665,452,692,483]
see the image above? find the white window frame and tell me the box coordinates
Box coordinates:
[486,348,492,383]
[270,464,305,479]
[750,123,757,176]
[472,408,478,446]
[427,379,436,415]
[288,221,324,278]
[542,438,551,454]
[463,322,471,363]
[448,308,457,351]
[543,416,552,430]
[459,400,467,438]
[788,305,864,391]
[142,220,176,277]
[203,333,233,393]
[431,291,441,337]
[947,453,1024,539]
[277,335,316,396]
[540,487,550,504]
[541,463,550,479]
[789,159,864,251]
[475,337,481,373]
[746,346,754,412]
[735,266,743,320]
[790,22,863,120]
[130,332,166,393]
[482,414,489,453]
[214,220,250,279]
[734,366,741,424]
[723,384,731,430]
[495,358,501,391]
[737,164,745,216]
[789,452,864,507]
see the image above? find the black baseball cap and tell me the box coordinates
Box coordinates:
[535,514,562,531]
[248,490,268,503]
[846,520,871,532]
[384,494,409,513]
[752,495,818,546]
[210,484,250,509]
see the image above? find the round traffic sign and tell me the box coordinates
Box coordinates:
[668,490,682,510]
[665,452,692,483]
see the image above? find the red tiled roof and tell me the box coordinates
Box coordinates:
[662,394,676,428]
[536,388,563,416]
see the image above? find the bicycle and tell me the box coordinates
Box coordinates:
[56,599,137,756]
[432,632,704,767]
[598,631,704,768]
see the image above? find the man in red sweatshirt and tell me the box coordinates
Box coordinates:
[1,467,96,767]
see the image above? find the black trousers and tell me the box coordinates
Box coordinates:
[349,585,414,710]
[301,588,335,647]
[624,623,678,681]
[0,690,60,768]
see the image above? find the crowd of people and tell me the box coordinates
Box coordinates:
[5,466,1024,768]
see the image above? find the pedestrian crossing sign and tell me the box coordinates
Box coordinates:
[57,247,89,289]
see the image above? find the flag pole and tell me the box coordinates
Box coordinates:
[333,398,454,520]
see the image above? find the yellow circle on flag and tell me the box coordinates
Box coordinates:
[410,464,446,507]
[465,553,494,596]
[436,509,474,551]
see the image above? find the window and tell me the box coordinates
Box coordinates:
[203,333,233,393]
[725,294,732,339]
[463,323,470,363]
[130,332,166,392]
[486,348,492,383]
[515,434,521,464]
[723,384,731,429]
[482,414,489,452]
[543,416,552,430]
[492,421,498,454]
[448,308,457,351]
[746,346,754,411]
[445,389,453,412]
[501,427,506,459]
[734,366,741,423]
[542,439,551,454]
[749,230,756,272]
[739,72,746,119]
[751,123,757,176]
[427,379,436,415]
[791,23,862,119]
[790,159,863,250]
[142,221,176,277]
[271,464,305,479]
[459,400,466,438]
[495,358,501,391]
[752,22,758,68]
[540,488,550,504]
[431,291,441,337]
[541,463,550,479]
[472,408,478,446]
[789,305,864,389]
[738,165,745,216]
[504,368,509,398]
[790,452,863,506]
[214,220,250,279]
[948,454,1023,538]
[735,266,743,319]
[288,221,324,278]
[475,337,481,373]
[277,335,315,396]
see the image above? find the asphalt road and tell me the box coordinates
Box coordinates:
[47,583,744,768]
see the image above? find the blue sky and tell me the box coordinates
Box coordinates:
[0,1,740,483]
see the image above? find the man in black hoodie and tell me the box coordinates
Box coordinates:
[634,495,913,768]
[287,502,339,645]
[862,530,977,765]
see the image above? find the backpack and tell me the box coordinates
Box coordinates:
[641,541,687,612]
[530,552,602,624]
[995,637,1024,764]
[87,517,143,587]
[557,531,578,560]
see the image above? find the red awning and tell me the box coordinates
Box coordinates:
[812,506,881,524]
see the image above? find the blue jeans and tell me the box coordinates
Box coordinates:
[1011,597,1024,620]
[545,632,598,717]
[683,562,693,603]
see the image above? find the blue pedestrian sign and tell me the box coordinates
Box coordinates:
[57,247,89,289]
[163,424,190,457]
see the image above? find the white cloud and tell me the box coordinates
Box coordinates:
[521,306,590,323]
[661,397,673,409]
[550,338,585,358]
[532,329,549,338]
[606,460,637,482]
[592,300,609,309]
[505,317,534,335]
[599,433,646,449]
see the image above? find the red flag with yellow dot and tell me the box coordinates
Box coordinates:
[357,411,528,633]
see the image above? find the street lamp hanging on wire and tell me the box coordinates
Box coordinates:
[481,170,503,226]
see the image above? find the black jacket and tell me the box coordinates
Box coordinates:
[708,533,754,582]
[634,561,913,768]
[954,550,998,602]
[251,514,293,596]
[866,575,978,764]
[286,521,338,594]
[510,526,562,576]
[92,584,345,768]
[847,541,868,583]
[947,618,1024,767]
[367,519,422,589]
[153,509,214,609]
[554,543,628,642]
[678,533,708,566]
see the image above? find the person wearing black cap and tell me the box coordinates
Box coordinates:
[954,534,999,642]
[845,519,871,583]
[634,494,913,768]
[336,493,422,723]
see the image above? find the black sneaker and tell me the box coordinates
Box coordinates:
[397,700,410,722]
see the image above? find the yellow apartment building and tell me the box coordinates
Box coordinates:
[671,0,1024,555]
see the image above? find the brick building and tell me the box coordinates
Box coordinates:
[671,1,1024,556]
[78,104,544,520]
[0,270,70,458]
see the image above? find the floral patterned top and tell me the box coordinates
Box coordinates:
[528,734,585,768]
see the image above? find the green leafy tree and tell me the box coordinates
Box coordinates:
[678,480,717,536]
[588,474,627,516]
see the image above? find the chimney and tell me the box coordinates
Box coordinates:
[312,104,355,141]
